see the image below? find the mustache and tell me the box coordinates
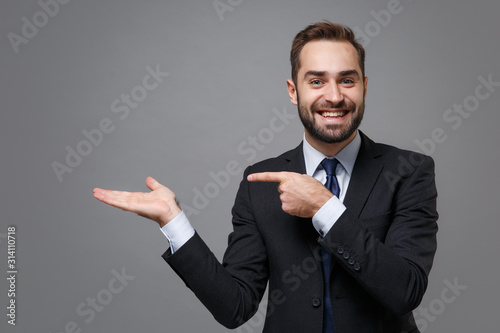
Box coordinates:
[311,100,355,111]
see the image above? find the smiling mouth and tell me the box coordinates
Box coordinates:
[319,110,349,118]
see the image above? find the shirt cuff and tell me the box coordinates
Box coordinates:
[312,196,346,237]
[159,211,195,253]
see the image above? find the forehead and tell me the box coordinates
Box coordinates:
[298,40,361,77]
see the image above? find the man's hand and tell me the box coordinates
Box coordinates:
[93,177,181,227]
[247,172,333,218]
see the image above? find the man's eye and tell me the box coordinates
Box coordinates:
[341,79,354,85]
[310,79,322,85]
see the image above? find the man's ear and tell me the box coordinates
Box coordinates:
[287,79,298,105]
[363,76,368,99]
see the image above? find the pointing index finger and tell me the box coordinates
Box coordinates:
[247,172,289,183]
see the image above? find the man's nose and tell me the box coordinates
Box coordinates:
[324,84,344,105]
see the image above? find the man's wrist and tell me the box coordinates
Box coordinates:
[160,206,182,228]
[311,190,334,217]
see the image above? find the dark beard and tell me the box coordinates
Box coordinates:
[298,97,364,144]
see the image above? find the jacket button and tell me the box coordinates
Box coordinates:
[343,252,350,259]
[312,297,321,307]
[337,246,344,254]
[354,263,361,271]
[348,258,355,265]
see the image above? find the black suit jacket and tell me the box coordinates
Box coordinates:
[164,131,438,333]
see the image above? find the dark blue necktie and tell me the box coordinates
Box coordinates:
[319,158,339,333]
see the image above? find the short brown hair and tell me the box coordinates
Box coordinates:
[290,21,366,83]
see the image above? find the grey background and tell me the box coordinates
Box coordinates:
[1,0,499,332]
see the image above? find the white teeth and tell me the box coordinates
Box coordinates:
[321,111,346,118]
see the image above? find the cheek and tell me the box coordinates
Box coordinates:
[345,90,364,105]
[304,92,324,106]
[298,87,325,108]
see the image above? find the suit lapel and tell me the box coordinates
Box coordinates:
[342,131,384,219]
[282,142,307,174]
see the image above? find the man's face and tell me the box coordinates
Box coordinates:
[287,40,368,144]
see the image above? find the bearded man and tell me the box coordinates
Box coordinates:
[94,21,438,333]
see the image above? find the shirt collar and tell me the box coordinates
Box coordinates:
[302,130,361,177]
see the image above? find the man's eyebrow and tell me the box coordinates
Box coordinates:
[304,70,327,79]
[339,70,360,78]
[303,69,361,80]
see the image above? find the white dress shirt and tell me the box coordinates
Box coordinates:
[161,131,361,252]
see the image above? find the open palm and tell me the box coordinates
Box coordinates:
[93,176,181,227]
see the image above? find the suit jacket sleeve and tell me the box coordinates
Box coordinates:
[162,166,269,329]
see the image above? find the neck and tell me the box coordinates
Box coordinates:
[305,130,357,157]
